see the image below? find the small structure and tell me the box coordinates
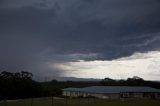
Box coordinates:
[62,86,160,99]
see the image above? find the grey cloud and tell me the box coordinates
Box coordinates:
[0,0,160,79]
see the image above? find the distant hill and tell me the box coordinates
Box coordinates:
[55,77,102,82]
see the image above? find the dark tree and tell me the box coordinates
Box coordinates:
[0,71,41,100]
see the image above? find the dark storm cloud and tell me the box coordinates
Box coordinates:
[0,0,160,80]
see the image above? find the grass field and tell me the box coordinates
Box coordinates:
[0,98,160,106]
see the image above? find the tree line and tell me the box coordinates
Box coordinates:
[0,71,160,100]
[0,71,41,100]
[0,71,97,100]
[101,76,160,89]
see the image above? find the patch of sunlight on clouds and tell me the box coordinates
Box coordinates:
[51,51,160,80]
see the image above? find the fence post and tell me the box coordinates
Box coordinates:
[30,98,34,106]
[78,97,80,104]
[87,97,90,104]
[51,96,54,106]
[4,98,7,106]
[65,96,68,106]
[94,98,96,104]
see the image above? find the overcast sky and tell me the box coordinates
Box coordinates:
[0,0,160,81]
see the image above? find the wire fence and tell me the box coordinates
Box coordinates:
[1,97,160,106]
[0,97,98,106]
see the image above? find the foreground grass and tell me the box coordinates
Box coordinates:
[0,98,160,106]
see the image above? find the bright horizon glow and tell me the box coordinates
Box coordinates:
[50,51,160,80]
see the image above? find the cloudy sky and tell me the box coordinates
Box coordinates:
[0,0,160,81]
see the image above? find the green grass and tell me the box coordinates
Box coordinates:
[0,98,160,106]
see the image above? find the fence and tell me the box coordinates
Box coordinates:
[0,97,97,106]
